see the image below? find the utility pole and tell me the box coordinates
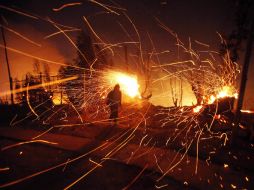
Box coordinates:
[1,25,14,104]
[231,17,254,144]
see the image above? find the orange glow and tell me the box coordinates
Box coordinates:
[52,93,68,105]
[214,114,221,119]
[217,86,237,99]
[224,163,229,168]
[241,109,254,114]
[207,95,216,104]
[106,71,141,99]
[193,86,238,113]
[207,86,238,104]
[193,105,203,113]
[52,97,62,105]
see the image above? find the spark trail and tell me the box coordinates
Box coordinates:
[0,1,244,190]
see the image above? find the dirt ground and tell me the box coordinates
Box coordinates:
[1,103,254,189]
[0,138,193,190]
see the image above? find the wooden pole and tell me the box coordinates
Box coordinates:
[231,18,254,144]
[1,25,14,104]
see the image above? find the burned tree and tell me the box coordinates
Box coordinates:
[59,31,110,110]
[170,77,183,107]
[191,80,203,105]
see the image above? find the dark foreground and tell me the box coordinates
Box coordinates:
[0,102,254,189]
[0,137,191,190]
[0,124,254,190]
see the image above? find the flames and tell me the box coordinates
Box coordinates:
[193,105,203,113]
[207,86,238,104]
[106,71,141,99]
[193,85,238,113]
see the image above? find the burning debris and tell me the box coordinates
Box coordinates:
[193,85,237,113]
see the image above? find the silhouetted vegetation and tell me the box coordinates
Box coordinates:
[59,31,110,110]
[221,0,254,61]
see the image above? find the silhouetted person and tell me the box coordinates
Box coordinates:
[106,84,122,123]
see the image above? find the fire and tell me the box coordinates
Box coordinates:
[208,95,216,104]
[106,71,141,98]
[52,93,67,105]
[193,86,238,113]
[52,97,61,105]
[193,105,203,113]
[207,86,238,104]
[217,86,237,99]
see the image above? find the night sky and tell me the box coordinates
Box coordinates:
[0,0,253,108]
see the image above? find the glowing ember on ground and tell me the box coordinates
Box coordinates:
[224,164,229,168]
[241,110,254,114]
[106,71,141,98]
[52,94,67,105]
[193,105,203,113]
[52,98,61,105]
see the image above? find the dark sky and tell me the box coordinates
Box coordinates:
[0,0,236,45]
[0,0,253,108]
[0,0,238,70]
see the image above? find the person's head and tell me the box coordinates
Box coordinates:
[114,84,120,91]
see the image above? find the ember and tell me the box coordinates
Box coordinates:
[193,105,203,113]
